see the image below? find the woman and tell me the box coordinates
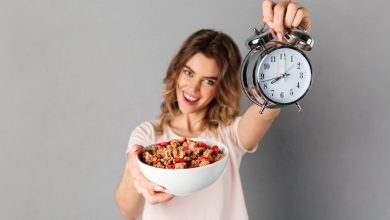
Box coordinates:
[116,1,311,219]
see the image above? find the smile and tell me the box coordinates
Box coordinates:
[183,92,200,103]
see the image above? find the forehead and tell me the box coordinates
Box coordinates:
[184,53,220,78]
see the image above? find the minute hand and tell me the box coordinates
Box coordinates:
[261,76,281,83]
[284,64,295,75]
[271,64,295,84]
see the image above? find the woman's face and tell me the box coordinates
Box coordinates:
[176,52,220,115]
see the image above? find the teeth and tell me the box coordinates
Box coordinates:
[184,93,199,102]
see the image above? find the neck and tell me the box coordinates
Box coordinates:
[170,110,207,135]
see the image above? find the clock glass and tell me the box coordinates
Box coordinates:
[257,46,312,104]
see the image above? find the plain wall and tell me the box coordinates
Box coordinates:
[1,0,389,219]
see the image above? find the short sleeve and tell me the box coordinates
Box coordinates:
[126,121,156,156]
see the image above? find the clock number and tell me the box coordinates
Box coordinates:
[297,82,300,88]
[290,89,294,96]
[264,63,270,70]
[291,56,293,62]
[297,62,301,69]
[264,83,268,90]
[300,72,304,79]
[280,92,284,98]
[271,56,276,62]
[260,73,264,80]
[279,53,286,60]
[271,89,274,96]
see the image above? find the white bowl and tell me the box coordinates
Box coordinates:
[136,138,229,196]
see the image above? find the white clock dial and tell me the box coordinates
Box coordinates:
[257,47,312,104]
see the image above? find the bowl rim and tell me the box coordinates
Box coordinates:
[136,138,229,172]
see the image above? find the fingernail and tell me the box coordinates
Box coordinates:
[154,185,164,192]
[267,21,273,29]
[277,32,283,41]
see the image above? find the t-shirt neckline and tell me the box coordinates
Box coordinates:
[165,125,209,139]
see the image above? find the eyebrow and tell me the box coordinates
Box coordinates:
[184,65,218,80]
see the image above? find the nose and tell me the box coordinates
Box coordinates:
[187,78,201,93]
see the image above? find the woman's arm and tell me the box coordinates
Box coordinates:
[237,0,311,151]
[116,167,145,220]
[238,104,281,151]
[115,154,145,220]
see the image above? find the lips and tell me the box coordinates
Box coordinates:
[183,92,200,105]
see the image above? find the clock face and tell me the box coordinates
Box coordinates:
[257,47,312,104]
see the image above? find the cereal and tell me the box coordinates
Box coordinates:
[140,138,224,169]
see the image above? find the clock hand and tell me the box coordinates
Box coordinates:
[285,64,295,73]
[283,53,286,76]
[270,72,291,84]
[270,76,282,84]
[261,76,280,83]
[280,64,295,80]
[262,63,295,84]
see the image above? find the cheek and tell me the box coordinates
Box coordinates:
[176,75,186,89]
[175,83,181,98]
[204,87,217,99]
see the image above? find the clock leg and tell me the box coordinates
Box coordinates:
[259,103,267,114]
[295,102,302,112]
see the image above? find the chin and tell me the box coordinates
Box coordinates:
[177,99,206,115]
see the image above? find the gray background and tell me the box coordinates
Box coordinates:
[1,0,389,219]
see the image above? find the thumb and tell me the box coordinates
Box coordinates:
[130,144,143,156]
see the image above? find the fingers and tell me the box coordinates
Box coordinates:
[130,144,143,156]
[127,144,174,205]
[262,0,311,34]
[284,2,303,29]
[262,0,275,25]
[147,192,174,205]
[132,171,174,204]
[272,1,289,34]
[128,149,159,194]
[131,168,156,193]
[137,185,174,205]
[292,7,311,31]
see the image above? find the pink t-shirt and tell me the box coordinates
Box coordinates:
[127,117,257,220]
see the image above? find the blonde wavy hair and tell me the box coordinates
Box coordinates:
[155,29,242,136]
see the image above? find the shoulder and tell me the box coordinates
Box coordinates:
[131,121,156,136]
[217,117,241,131]
[128,121,157,151]
[215,116,241,138]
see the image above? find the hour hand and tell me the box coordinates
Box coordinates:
[270,76,282,84]
[269,72,290,84]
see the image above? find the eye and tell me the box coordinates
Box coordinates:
[183,69,193,77]
[203,79,216,86]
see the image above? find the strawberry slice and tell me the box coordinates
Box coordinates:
[187,141,197,151]
[199,156,215,162]
[198,141,210,149]
[179,137,186,144]
[211,145,219,153]
[158,141,170,146]
[174,158,187,163]
[208,157,215,162]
